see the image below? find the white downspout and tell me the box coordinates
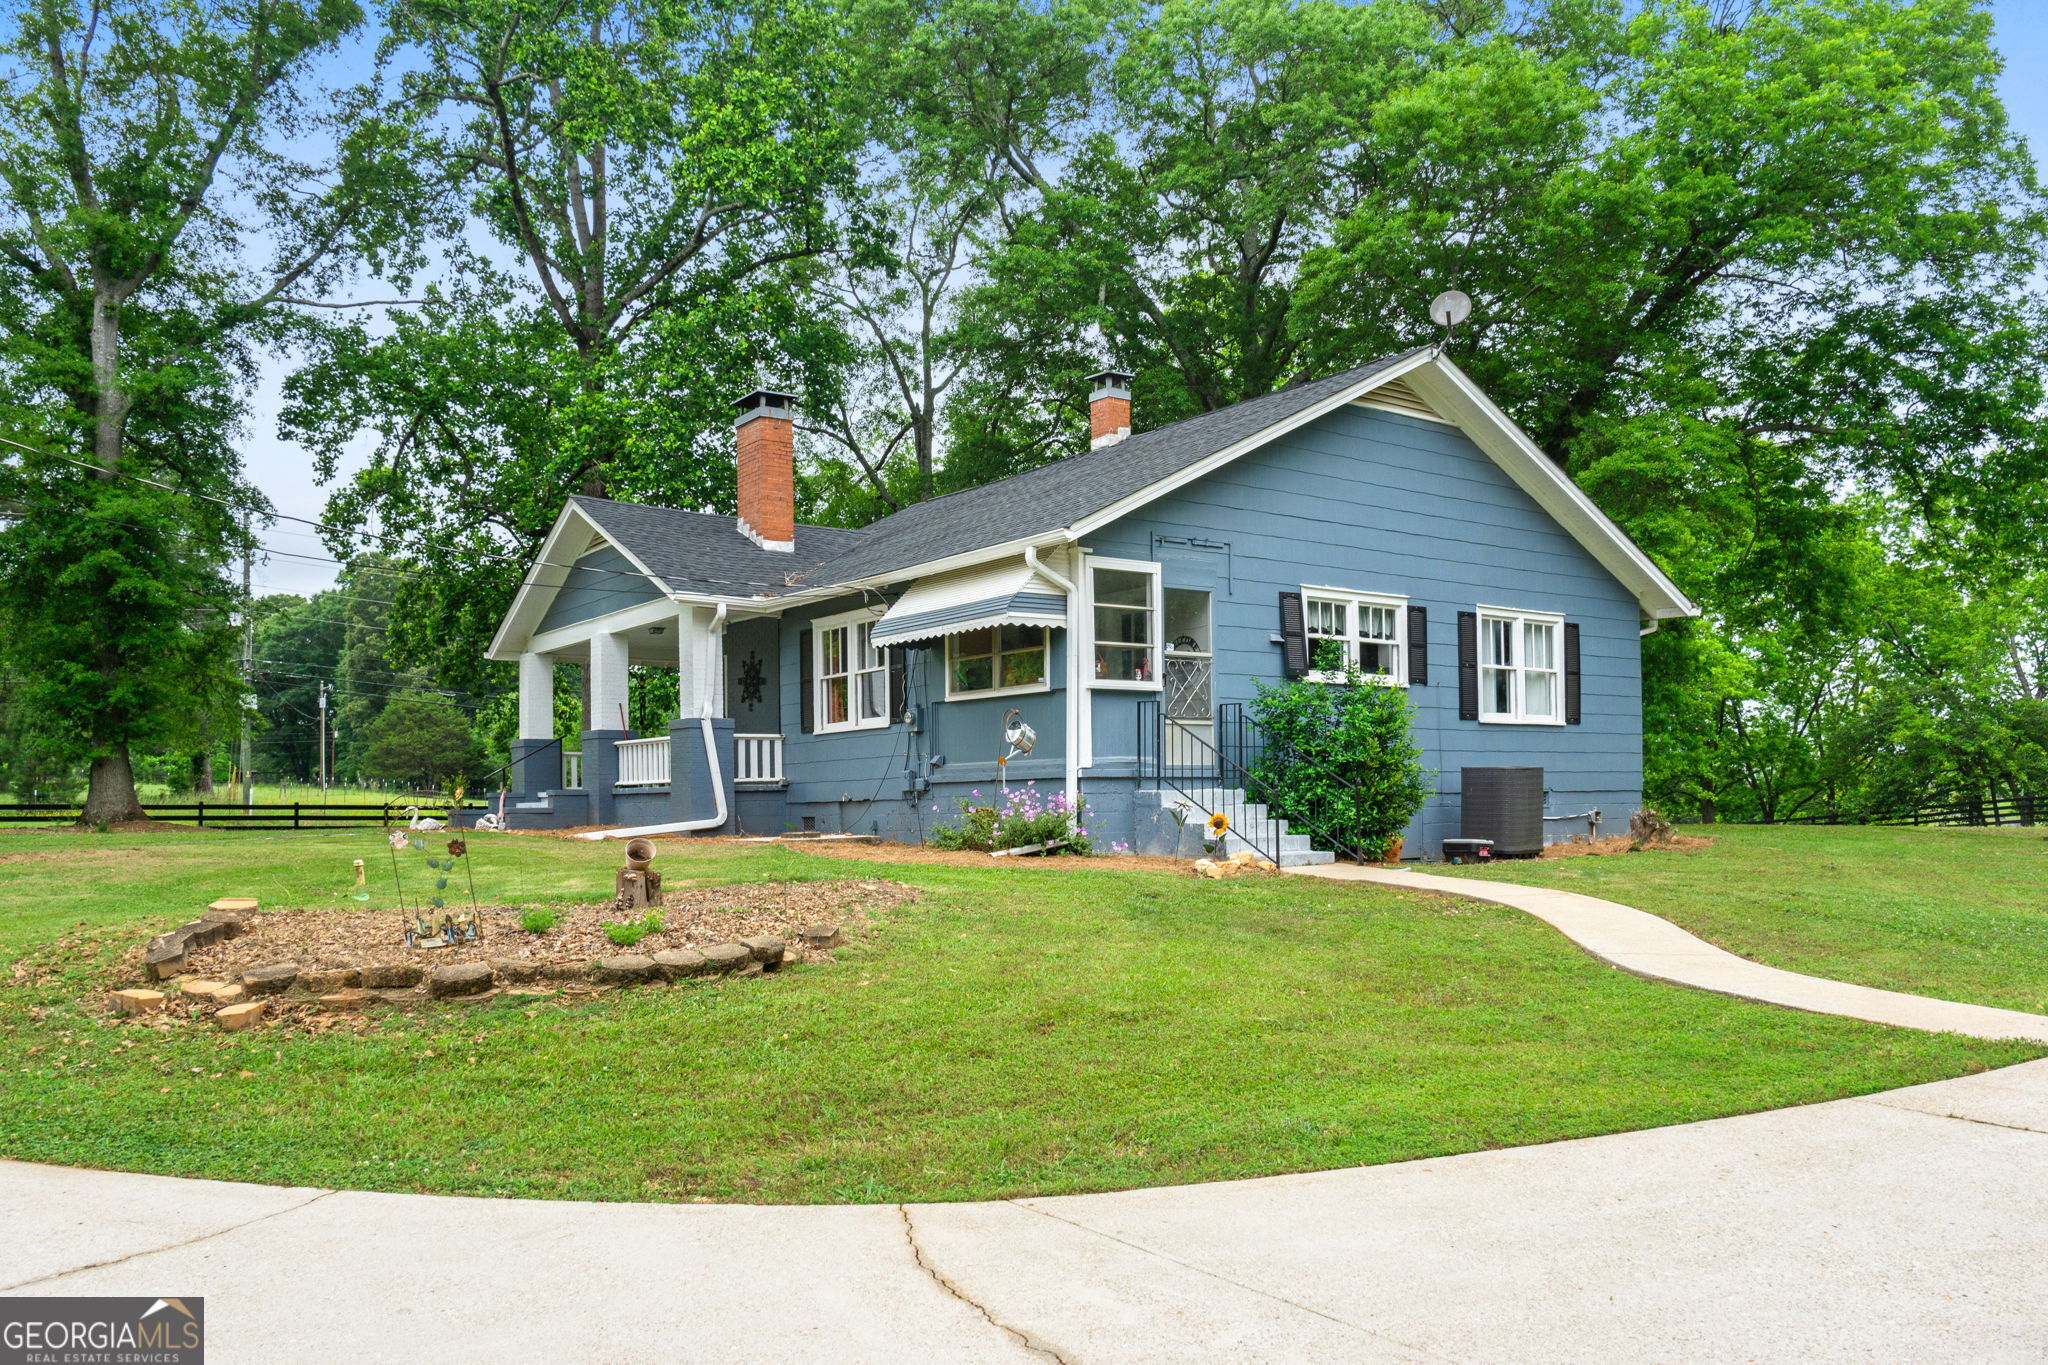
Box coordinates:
[583,603,735,839]
[575,716,728,840]
[706,602,729,716]
[1025,544,1081,812]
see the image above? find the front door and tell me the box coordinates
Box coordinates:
[1163,587,1213,773]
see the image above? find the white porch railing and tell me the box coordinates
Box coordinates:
[562,751,583,789]
[735,733,784,784]
[615,736,670,787]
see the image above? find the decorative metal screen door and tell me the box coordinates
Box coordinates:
[1162,587,1214,776]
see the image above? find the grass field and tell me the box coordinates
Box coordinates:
[0,827,2034,1204]
[1438,823,2048,1015]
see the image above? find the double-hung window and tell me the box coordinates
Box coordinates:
[1303,587,1408,685]
[948,625,1049,698]
[815,612,889,731]
[1089,558,1161,688]
[1477,607,1563,724]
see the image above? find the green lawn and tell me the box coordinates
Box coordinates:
[0,827,2033,1204]
[1436,822,2048,1015]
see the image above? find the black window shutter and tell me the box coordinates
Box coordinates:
[888,646,907,723]
[1407,605,1428,685]
[798,626,815,733]
[1457,611,1479,720]
[1278,591,1308,677]
[1564,621,1582,725]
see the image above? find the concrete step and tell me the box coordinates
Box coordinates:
[1155,786,1338,866]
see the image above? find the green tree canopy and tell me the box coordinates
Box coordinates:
[358,690,476,790]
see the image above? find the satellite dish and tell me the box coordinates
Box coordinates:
[1429,290,1472,330]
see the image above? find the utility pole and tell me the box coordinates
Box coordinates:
[317,681,329,797]
[239,511,254,811]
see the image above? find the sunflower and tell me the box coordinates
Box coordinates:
[1206,812,1230,837]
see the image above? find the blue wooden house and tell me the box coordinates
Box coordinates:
[482,347,1696,860]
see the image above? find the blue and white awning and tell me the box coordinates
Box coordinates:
[870,558,1068,646]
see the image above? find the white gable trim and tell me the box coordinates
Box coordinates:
[1067,351,1698,621]
[488,504,685,661]
[1401,360,1697,619]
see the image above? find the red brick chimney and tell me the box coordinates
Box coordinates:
[1088,371,1132,450]
[733,389,797,551]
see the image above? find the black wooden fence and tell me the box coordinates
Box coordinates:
[1754,792,2041,829]
[0,802,482,832]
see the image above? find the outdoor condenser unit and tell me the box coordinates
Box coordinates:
[1461,767,1545,858]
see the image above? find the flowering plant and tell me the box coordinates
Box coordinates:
[929,784,1092,855]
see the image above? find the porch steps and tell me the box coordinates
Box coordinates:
[1154,788,1336,867]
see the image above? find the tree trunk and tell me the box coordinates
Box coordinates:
[191,748,214,795]
[79,284,146,821]
[80,744,145,826]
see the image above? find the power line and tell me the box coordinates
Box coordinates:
[0,434,821,597]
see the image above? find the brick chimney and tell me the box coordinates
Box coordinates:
[1088,371,1133,450]
[733,389,797,552]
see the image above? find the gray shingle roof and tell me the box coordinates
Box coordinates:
[568,497,865,597]
[575,349,1419,600]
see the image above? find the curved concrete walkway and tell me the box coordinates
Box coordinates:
[10,871,2048,1361]
[7,1059,2048,1362]
[1293,862,2048,1043]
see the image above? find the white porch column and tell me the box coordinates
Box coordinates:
[517,652,554,740]
[588,632,631,732]
[676,606,726,719]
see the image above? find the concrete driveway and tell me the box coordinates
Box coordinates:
[7,1057,2048,1363]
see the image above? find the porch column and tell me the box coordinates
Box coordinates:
[676,606,726,719]
[583,631,631,824]
[509,652,558,796]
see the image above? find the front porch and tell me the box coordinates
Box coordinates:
[489,600,788,834]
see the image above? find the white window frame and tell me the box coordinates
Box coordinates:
[1301,585,1409,687]
[1087,556,1162,691]
[813,608,890,733]
[944,625,1052,700]
[1476,605,1565,726]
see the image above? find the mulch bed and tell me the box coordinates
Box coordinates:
[784,838,1192,873]
[178,879,918,979]
[1540,834,1713,859]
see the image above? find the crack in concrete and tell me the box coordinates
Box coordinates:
[1007,1199,1455,1365]
[1856,1097,2048,1138]
[1,1188,338,1292]
[896,1204,1072,1364]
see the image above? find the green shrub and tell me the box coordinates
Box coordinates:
[603,911,663,947]
[518,907,559,934]
[1248,654,1433,860]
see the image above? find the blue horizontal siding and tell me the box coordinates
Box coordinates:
[536,544,666,635]
[1083,403,1647,849]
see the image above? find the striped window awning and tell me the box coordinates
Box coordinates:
[870,558,1068,646]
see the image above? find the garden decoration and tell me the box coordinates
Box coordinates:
[390,828,484,948]
[997,709,1036,793]
[404,805,446,831]
[473,789,509,832]
[1204,811,1230,855]
[614,837,663,913]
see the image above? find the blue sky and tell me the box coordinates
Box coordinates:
[240,1,2048,597]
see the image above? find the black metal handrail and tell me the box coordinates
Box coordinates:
[1136,699,1284,866]
[1214,702,1378,862]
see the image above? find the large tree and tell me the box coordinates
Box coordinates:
[286,0,863,688]
[0,0,422,822]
